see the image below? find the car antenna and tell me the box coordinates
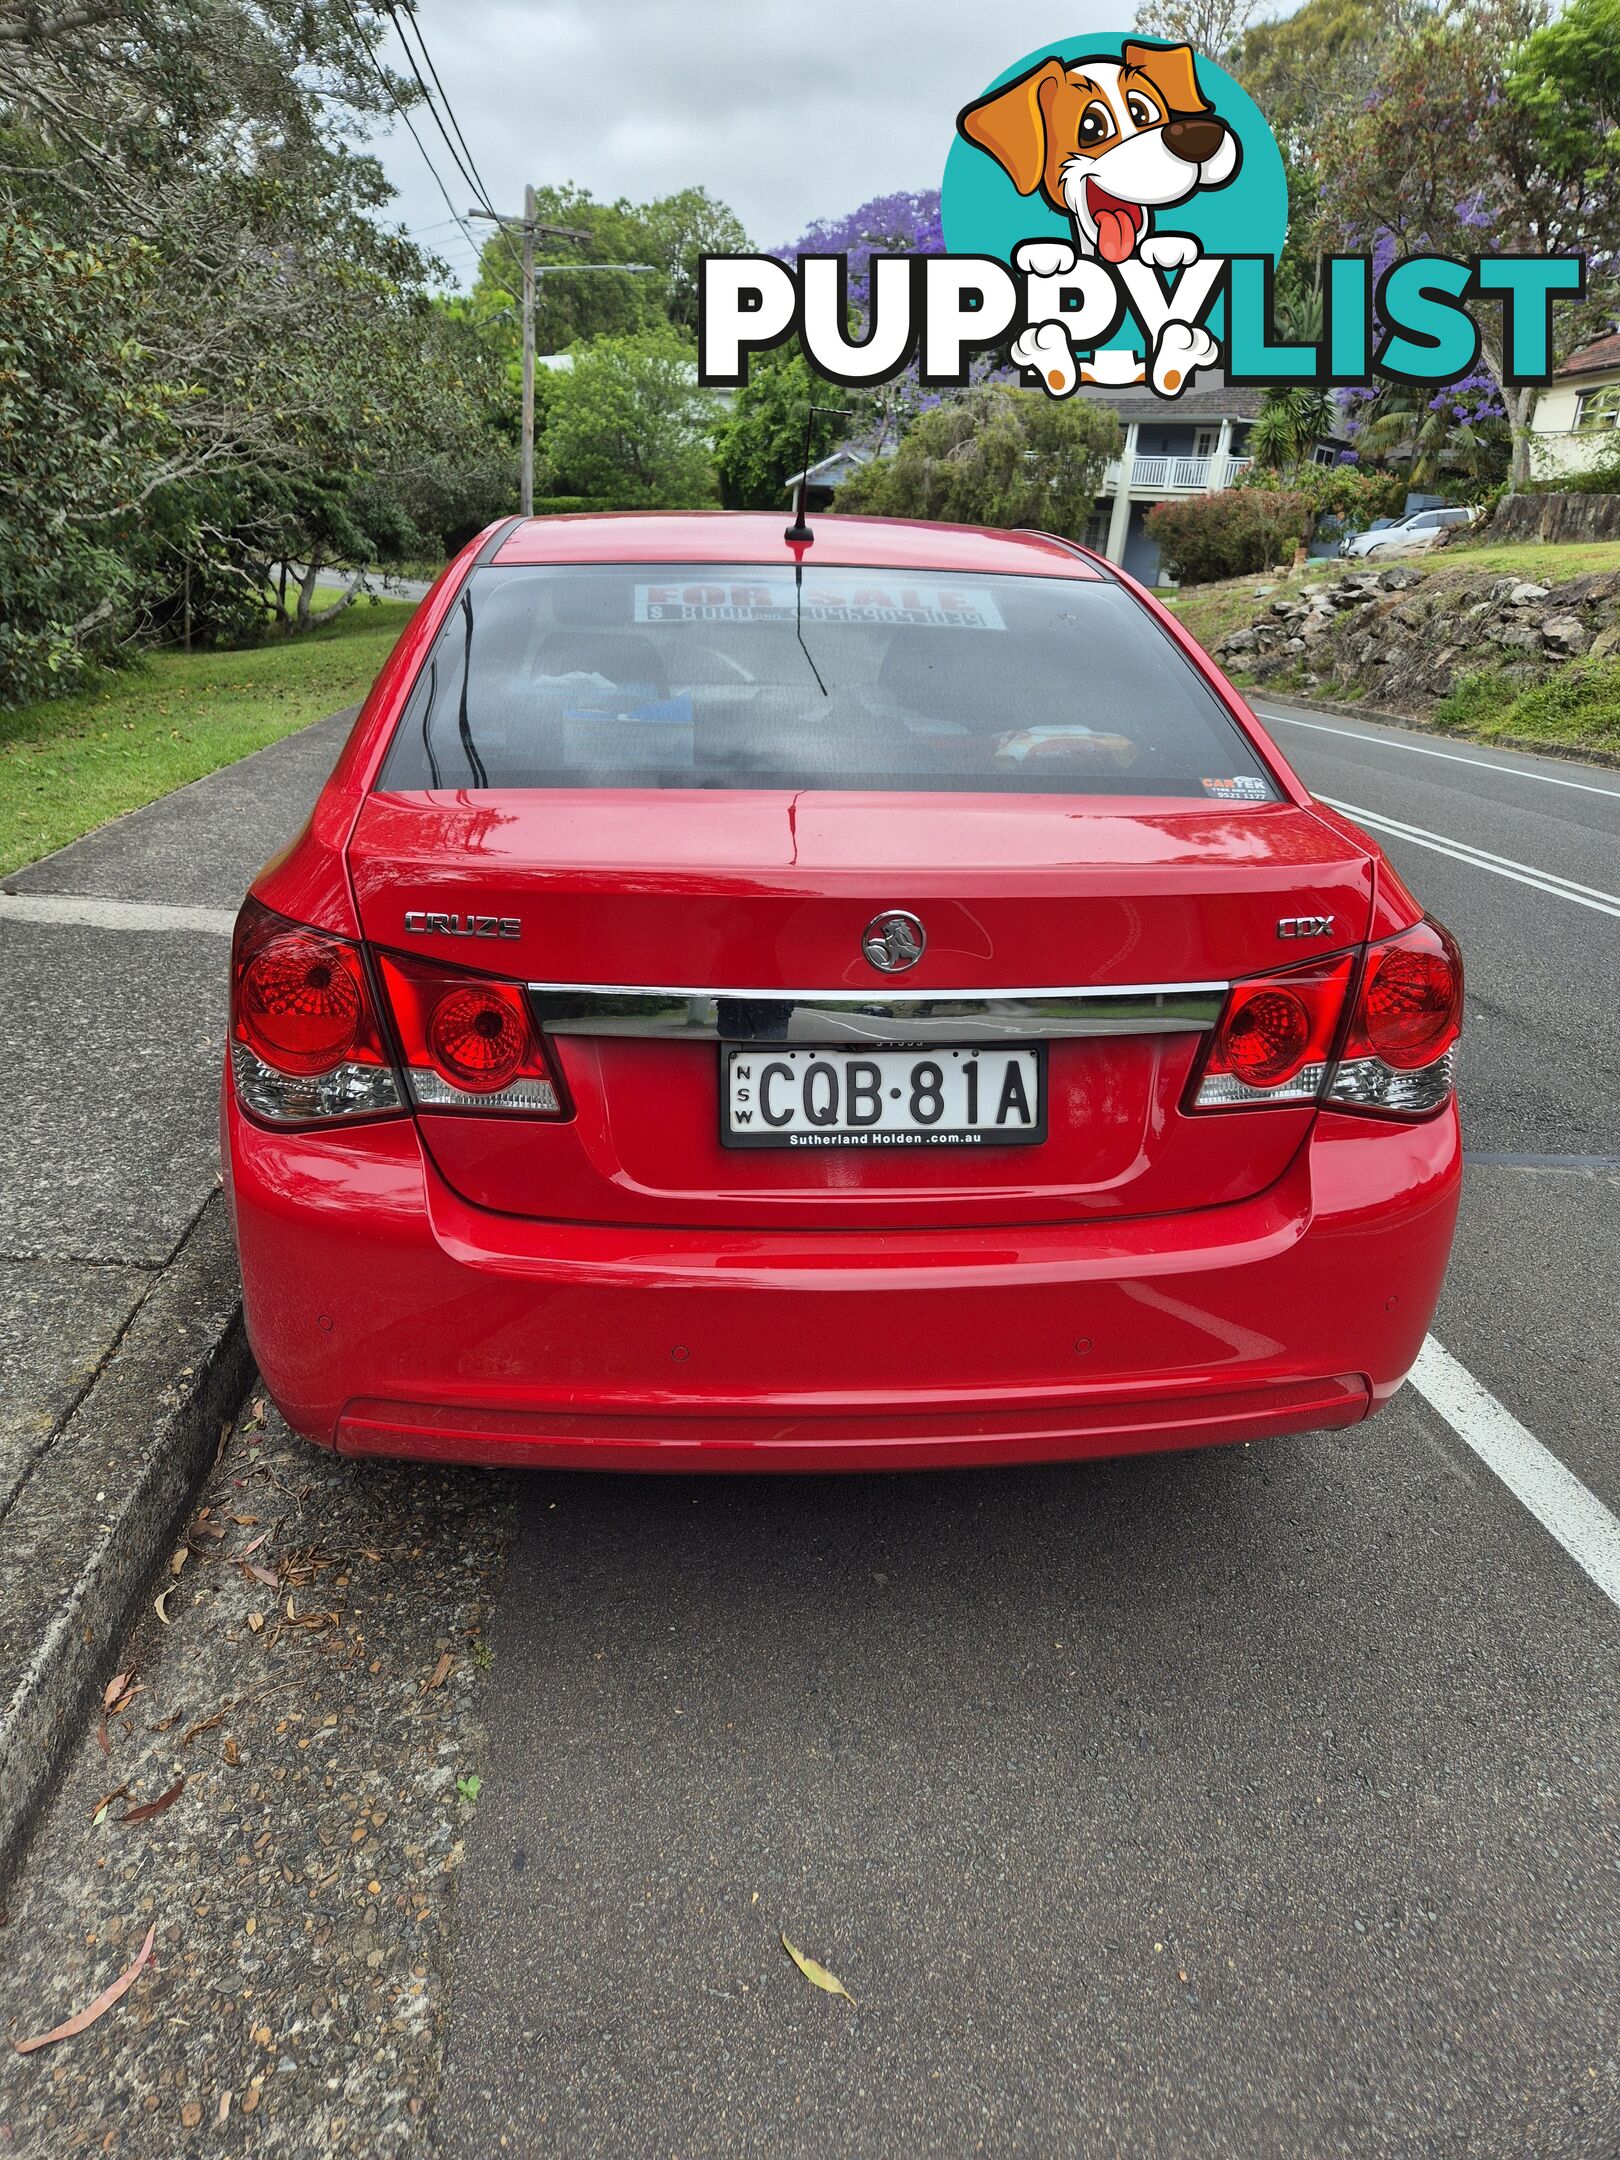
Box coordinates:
[784,402,852,696]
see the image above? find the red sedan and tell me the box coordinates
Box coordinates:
[222,513,1462,1472]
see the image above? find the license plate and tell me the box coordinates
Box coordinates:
[721,1044,1046,1150]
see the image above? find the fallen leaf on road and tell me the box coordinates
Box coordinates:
[169,1547,188,1577]
[246,1613,264,1634]
[94,1722,109,1758]
[89,1784,130,1825]
[241,1561,279,1589]
[183,1709,226,1748]
[781,1934,855,2005]
[11,1925,156,2053]
[424,1654,453,1692]
[239,1531,268,1557]
[154,1590,173,1625]
[102,1673,132,1711]
[223,1737,241,1766]
[119,1777,184,1826]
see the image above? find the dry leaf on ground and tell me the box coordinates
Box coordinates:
[424,1654,453,1692]
[119,1778,185,1826]
[781,1934,856,2005]
[12,1925,156,2054]
[101,1673,132,1711]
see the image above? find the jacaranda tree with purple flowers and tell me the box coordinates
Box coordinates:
[1321,0,1619,489]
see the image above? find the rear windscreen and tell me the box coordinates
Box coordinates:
[378,563,1278,800]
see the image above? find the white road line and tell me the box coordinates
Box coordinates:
[0,893,236,937]
[1322,797,1620,919]
[1258,708,1620,802]
[1411,1336,1620,1612]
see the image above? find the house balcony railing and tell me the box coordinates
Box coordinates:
[1102,453,1253,493]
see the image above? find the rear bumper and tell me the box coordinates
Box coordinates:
[222,1096,1461,1472]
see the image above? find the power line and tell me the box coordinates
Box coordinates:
[389,5,501,223]
[335,0,484,269]
[382,2,525,295]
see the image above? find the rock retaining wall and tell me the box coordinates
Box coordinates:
[1488,492,1620,545]
[1213,562,1620,710]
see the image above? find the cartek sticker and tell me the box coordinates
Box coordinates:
[633,581,1006,630]
[1200,774,1273,799]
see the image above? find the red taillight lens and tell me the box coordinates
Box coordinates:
[1327,918,1462,1116]
[427,984,529,1092]
[240,932,363,1074]
[1219,987,1313,1086]
[1191,954,1355,1111]
[375,951,567,1117]
[1359,940,1462,1069]
[229,899,402,1125]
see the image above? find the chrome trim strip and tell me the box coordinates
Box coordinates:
[525,982,1226,1044]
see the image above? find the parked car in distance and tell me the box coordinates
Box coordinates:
[223,511,1463,1474]
[1340,505,1476,558]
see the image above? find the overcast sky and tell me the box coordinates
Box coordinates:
[368,0,1164,285]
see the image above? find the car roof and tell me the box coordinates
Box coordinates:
[489,511,1105,579]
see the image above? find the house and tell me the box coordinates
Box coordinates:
[781,445,874,510]
[1529,330,1620,480]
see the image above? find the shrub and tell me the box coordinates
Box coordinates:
[833,387,1120,535]
[1144,490,1317,584]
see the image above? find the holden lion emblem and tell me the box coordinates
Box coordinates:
[862,910,927,973]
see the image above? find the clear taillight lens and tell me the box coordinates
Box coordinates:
[230,899,403,1124]
[1326,918,1462,1117]
[375,951,567,1116]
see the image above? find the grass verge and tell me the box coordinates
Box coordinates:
[1433,660,1620,754]
[0,598,415,877]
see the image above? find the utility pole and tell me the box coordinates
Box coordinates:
[520,183,537,518]
[470,196,591,518]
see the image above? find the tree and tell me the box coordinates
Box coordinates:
[1235,0,1412,138]
[1249,386,1336,476]
[468,182,751,356]
[0,225,173,702]
[1134,0,1259,65]
[541,332,720,508]
[714,348,871,509]
[0,0,510,683]
[1320,0,1620,488]
[834,387,1121,536]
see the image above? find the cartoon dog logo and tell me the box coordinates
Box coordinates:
[958,41,1239,394]
[958,42,1239,265]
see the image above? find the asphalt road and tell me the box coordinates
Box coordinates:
[436,700,1620,2159]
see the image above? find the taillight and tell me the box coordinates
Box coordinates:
[1189,920,1461,1118]
[375,951,566,1116]
[1327,918,1462,1116]
[1190,954,1356,1110]
[230,899,402,1125]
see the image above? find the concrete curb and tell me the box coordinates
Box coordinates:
[0,1194,250,1893]
[1242,689,1620,773]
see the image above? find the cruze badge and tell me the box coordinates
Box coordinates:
[1277,916,1335,940]
[862,910,927,973]
[404,911,521,940]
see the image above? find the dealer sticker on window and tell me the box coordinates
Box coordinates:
[1201,774,1274,800]
[633,580,1006,629]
